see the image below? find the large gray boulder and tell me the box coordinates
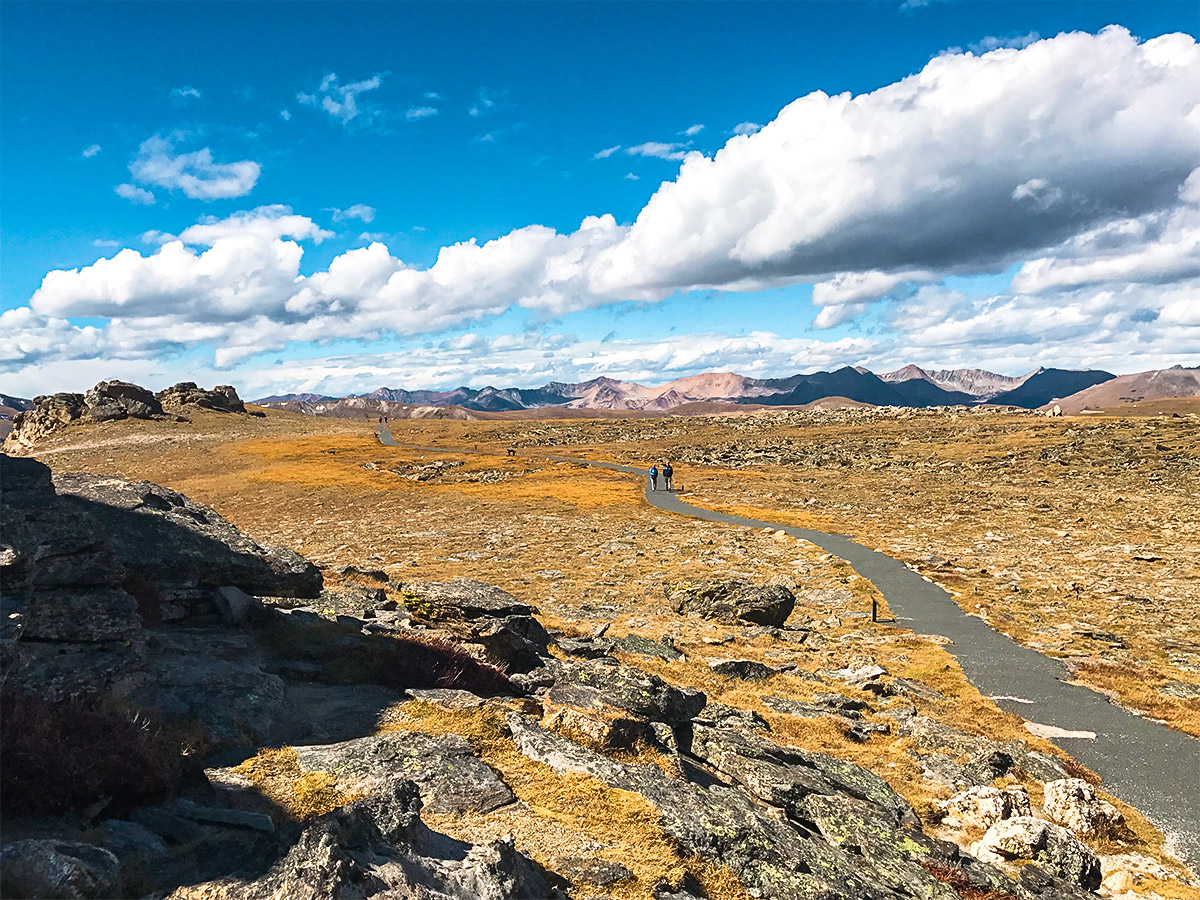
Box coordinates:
[83,380,163,421]
[399,579,550,672]
[550,659,707,726]
[1,454,318,722]
[666,578,795,626]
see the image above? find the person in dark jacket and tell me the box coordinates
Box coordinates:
[663,462,674,492]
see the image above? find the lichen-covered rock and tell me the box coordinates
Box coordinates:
[896,714,1071,784]
[400,579,550,671]
[666,578,795,626]
[1043,778,1125,836]
[709,658,776,680]
[51,472,321,599]
[551,659,706,726]
[693,702,770,732]
[291,731,515,816]
[541,681,655,749]
[0,839,120,899]
[614,633,683,660]
[691,723,916,826]
[551,856,634,886]
[936,786,1031,830]
[1,455,319,742]
[507,713,1020,900]
[973,816,1102,890]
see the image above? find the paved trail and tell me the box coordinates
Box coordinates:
[374,426,1200,866]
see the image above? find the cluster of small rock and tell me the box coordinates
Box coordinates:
[2,380,257,454]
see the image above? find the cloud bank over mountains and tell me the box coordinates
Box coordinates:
[4,27,1198,391]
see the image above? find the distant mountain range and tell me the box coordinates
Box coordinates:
[254,365,1144,415]
[7,367,1197,430]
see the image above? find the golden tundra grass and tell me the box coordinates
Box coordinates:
[24,406,1198,889]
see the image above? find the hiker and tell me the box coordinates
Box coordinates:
[649,464,659,491]
[663,461,674,492]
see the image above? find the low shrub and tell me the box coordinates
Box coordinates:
[263,617,513,695]
[0,691,181,817]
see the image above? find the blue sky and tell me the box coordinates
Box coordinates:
[2,1,1198,398]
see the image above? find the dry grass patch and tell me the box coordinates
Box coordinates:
[232,746,363,821]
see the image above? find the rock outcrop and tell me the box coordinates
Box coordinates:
[155,382,247,413]
[171,781,548,900]
[0,839,121,900]
[3,380,257,453]
[1,453,323,747]
[398,578,551,672]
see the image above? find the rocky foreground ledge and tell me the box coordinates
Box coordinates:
[0,453,1178,899]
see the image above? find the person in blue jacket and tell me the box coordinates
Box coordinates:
[648,464,659,491]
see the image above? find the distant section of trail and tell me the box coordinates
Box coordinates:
[373,425,1200,866]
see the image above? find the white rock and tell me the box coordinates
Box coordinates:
[1043,778,1125,835]
[937,785,1031,830]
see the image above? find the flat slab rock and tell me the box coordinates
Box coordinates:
[400,579,536,618]
[291,731,514,816]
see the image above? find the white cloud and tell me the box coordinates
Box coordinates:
[593,145,621,159]
[812,269,934,322]
[178,206,334,244]
[883,278,1200,373]
[298,73,383,125]
[279,109,292,121]
[592,28,1200,310]
[682,124,704,136]
[129,133,260,200]
[115,183,156,205]
[1011,180,1200,293]
[468,88,499,117]
[424,91,441,100]
[81,144,102,159]
[92,239,121,248]
[625,141,693,161]
[406,106,438,120]
[328,204,377,224]
[624,173,640,181]
[731,122,761,136]
[170,85,202,101]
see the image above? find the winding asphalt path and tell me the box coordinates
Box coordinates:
[374,426,1200,866]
